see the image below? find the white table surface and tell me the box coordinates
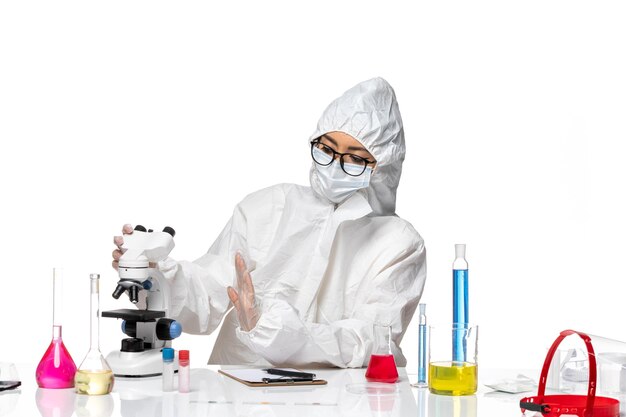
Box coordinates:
[1,363,542,416]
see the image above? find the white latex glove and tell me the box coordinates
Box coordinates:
[227,253,260,332]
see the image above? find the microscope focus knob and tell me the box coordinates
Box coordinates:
[156,318,182,340]
[121,320,137,337]
[121,337,145,353]
[163,226,176,237]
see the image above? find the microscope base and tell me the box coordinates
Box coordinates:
[106,349,179,378]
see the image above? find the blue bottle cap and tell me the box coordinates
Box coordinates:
[162,347,175,361]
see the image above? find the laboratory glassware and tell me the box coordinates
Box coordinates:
[36,268,78,388]
[452,244,469,362]
[429,324,478,395]
[365,325,398,383]
[0,362,20,392]
[75,274,114,395]
[417,303,427,387]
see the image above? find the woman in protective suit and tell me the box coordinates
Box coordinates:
[113,77,426,368]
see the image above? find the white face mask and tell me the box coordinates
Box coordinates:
[313,148,372,204]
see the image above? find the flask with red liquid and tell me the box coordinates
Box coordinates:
[36,268,77,388]
[365,325,398,383]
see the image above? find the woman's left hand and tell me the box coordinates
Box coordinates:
[227,252,260,331]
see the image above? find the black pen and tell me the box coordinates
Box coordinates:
[262,377,314,384]
[263,369,316,379]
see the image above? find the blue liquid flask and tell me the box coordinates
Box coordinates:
[452,244,468,362]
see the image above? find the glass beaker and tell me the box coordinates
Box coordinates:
[75,274,114,395]
[428,324,478,395]
[365,325,399,383]
[36,268,78,388]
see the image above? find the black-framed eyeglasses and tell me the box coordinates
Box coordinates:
[310,139,375,177]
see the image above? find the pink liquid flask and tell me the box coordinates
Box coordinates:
[36,269,77,388]
[365,325,399,383]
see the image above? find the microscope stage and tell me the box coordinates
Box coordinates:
[102,309,166,321]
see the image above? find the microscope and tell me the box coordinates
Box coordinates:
[102,225,183,377]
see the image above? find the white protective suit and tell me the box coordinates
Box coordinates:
[159,77,426,367]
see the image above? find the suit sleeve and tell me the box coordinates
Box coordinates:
[235,230,426,368]
[155,204,247,335]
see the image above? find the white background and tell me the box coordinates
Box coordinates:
[1,1,625,373]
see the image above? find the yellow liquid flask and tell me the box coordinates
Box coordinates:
[428,325,478,396]
[429,361,477,395]
[75,274,114,395]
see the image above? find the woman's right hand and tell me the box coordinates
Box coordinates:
[112,224,134,270]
